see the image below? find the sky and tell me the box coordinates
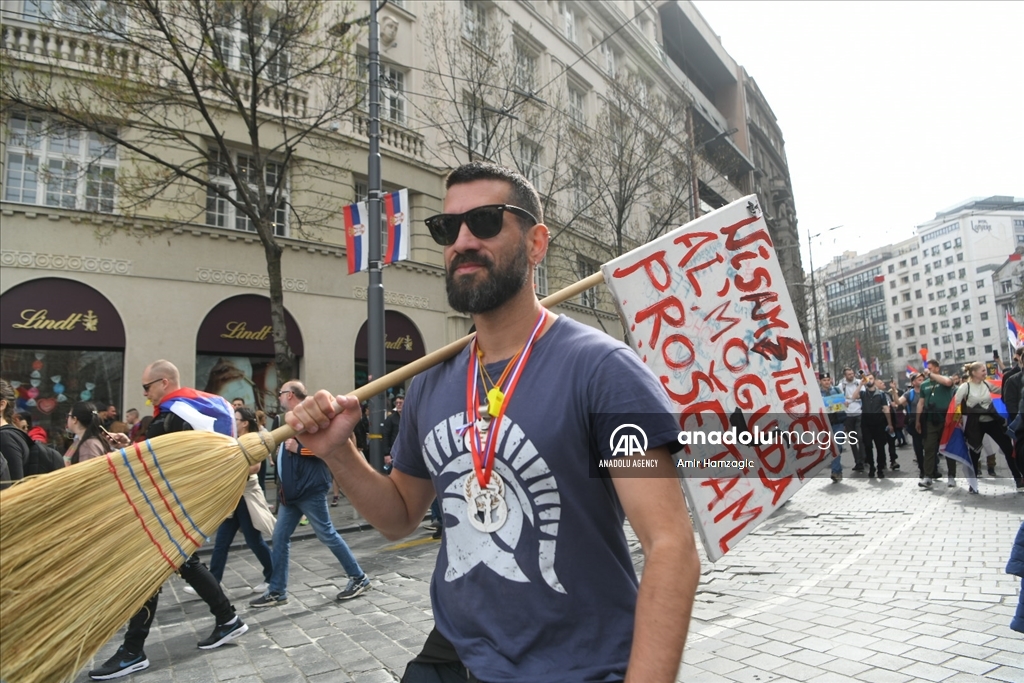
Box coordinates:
[691,1,1024,270]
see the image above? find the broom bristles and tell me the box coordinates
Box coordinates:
[0,429,274,683]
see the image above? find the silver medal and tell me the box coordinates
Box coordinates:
[463,472,508,533]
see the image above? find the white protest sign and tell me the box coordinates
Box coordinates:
[602,195,834,562]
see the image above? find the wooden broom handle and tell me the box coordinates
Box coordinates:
[268,270,606,444]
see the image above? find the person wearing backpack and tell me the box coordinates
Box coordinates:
[0,378,29,483]
[64,401,128,465]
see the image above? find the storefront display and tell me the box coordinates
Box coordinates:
[0,278,125,449]
[195,294,304,414]
[354,310,426,401]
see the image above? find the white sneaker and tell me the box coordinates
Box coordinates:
[183,585,197,596]
[947,476,955,488]
[917,477,933,488]
[252,582,269,594]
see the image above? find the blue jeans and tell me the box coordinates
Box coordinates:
[209,497,273,584]
[830,423,845,474]
[268,494,363,597]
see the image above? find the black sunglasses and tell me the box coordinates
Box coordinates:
[424,204,538,246]
[142,378,164,392]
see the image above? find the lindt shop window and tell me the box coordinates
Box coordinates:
[0,278,125,448]
[195,295,304,415]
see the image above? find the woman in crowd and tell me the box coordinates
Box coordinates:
[202,406,275,594]
[0,378,28,486]
[64,401,128,465]
[954,362,1022,492]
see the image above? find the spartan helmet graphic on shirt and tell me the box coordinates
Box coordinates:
[421,411,566,594]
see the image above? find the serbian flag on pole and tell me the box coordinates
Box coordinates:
[905,364,916,379]
[938,395,975,487]
[344,201,369,275]
[856,339,869,373]
[383,189,410,266]
[156,388,236,437]
[822,340,834,364]
[1008,311,1022,350]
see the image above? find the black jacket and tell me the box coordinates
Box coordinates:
[0,424,30,481]
[383,411,401,453]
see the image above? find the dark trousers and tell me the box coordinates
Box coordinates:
[906,424,926,476]
[209,497,273,584]
[922,417,944,480]
[965,416,1022,484]
[401,628,478,683]
[845,415,863,467]
[124,553,235,653]
[862,418,889,472]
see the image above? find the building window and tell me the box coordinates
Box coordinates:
[891,296,898,305]
[943,240,951,250]
[956,252,964,261]
[578,255,599,307]
[534,256,548,296]
[888,265,895,274]
[985,344,993,353]
[968,346,976,356]
[462,0,488,45]
[967,331,975,341]
[976,280,985,288]
[890,280,897,289]
[1001,280,1014,294]
[951,302,960,310]
[928,293,935,301]
[893,313,900,323]
[206,149,287,236]
[915,290,922,299]
[895,330,902,340]
[572,171,591,214]
[945,256,954,266]
[983,328,991,337]
[955,333,963,342]
[560,2,578,44]
[902,292,911,302]
[899,260,907,268]
[919,325,925,335]
[4,113,117,213]
[901,276,909,284]
[516,138,543,188]
[568,86,586,126]
[897,348,904,357]
[939,305,948,315]
[357,59,407,125]
[911,256,918,266]
[954,237,962,247]
[600,41,617,77]
[980,311,989,321]
[979,296,987,304]
[912,273,920,282]
[514,42,538,92]
[917,307,924,316]
[935,275,944,285]
[212,4,290,79]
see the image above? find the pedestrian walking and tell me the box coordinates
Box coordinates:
[383,395,402,474]
[839,368,864,471]
[89,360,246,680]
[203,406,275,595]
[860,376,894,478]
[955,362,1022,491]
[820,374,846,482]
[284,162,700,683]
[916,360,956,488]
[250,380,370,609]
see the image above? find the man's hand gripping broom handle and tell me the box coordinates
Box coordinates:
[266,271,607,447]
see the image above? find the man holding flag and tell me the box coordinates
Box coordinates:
[915,359,956,489]
[284,162,700,683]
[89,360,246,680]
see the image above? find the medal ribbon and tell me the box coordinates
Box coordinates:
[466,310,548,488]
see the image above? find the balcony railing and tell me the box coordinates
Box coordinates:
[352,113,424,158]
[1,23,138,72]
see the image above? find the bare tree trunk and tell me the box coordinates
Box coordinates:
[263,239,294,382]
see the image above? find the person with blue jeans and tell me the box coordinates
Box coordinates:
[206,407,274,593]
[250,381,370,608]
[820,374,846,482]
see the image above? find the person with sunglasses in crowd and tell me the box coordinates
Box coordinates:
[89,360,246,680]
[250,381,370,609]
[283,162,700,683]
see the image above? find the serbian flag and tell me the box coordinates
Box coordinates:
[156,388,236,437]
[383,189,410,266]
[344,201,369,275]
[822,340,834,363]
[856,339,869,373]
[938,395,974,483]
[905,364,916,379]
[1008,311,1022,350]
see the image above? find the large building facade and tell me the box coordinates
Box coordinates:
[815,196,1023,379]
[1,0,802,444]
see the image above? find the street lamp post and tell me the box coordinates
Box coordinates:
[807,225,841,377]
[365,0,386,472]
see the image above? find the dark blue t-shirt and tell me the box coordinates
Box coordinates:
[393,315,680,683]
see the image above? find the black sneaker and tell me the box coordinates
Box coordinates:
[878,469,885,478]
[89,646,149,680]
[432,526,443,539]
[852,465,864,472]
[869,468,876,478]
[891,462,900,471]
[337,575,371,601]
[197,617,248,649]
[249,592,287,608]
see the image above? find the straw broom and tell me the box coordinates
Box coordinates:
[0,273,604,683]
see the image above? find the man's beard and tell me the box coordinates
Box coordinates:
[446,242,530,314]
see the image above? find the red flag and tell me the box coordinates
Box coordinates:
[919,348,928,362]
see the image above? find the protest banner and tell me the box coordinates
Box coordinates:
[603,196,833,561]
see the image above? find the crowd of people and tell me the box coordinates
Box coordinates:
[2,161,1020,682]
[821,346,1024,492]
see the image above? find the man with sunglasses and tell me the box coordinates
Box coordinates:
[250,380,370,608]
[89,360,245,680]
[285,162,700,683]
